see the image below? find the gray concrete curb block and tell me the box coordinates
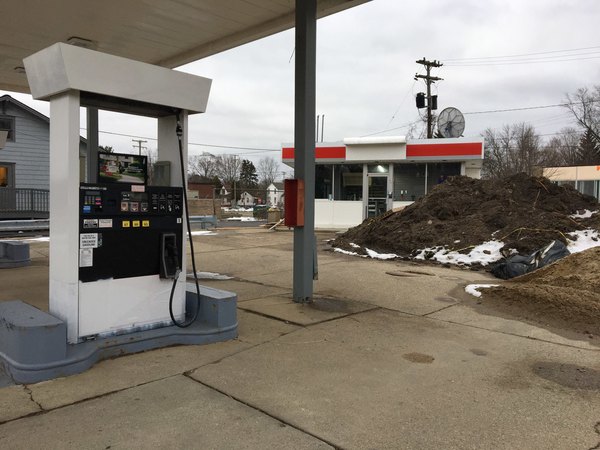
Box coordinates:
[0,241,31,269]
[0,283,237,384]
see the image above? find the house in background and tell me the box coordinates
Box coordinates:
[0,95,87,218]
[266,182,284,207]
[238,191,255,207]
[187,174,219,199]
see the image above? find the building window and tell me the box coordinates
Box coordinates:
[426,162,461,192]
[393,163,426,201]
[334,164,363,201]
[0,116,15,142]
[315,165,333,199]
[0,163,14,187]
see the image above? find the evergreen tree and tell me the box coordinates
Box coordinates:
[239,159,258,189]
[577,128,600,165]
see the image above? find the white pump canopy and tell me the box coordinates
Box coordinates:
[24,43,212,117]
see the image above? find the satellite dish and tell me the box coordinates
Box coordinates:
[437,107,465,138]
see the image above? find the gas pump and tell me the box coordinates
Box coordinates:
[77,181,187,338]
[0,43,237,383]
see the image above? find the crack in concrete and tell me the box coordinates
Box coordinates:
[182,373,342,450]
[22,385,43,412]
[0,375,180,426]
[423,303,459,317]
[589,421,600,450]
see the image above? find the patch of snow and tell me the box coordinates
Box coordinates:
[365,248,398,260]
[188,271,233,280]
[190,230,217,236]
[414,240,505,266]
[350,243,360,248]
[567,229,600,253]
[453,239,461,244]
[222,207,253,212]
[334,247,367,258]
[570,209,598,219]
[226,216,257,222]
[465,284,499,298]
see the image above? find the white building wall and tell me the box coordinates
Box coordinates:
[315,200,363,229]
[464,167,482,179]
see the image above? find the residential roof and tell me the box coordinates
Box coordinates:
[1,0,370,94]
[0,94,87,143]
[0,94,50,123]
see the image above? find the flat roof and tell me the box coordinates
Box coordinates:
[1,0,370,94]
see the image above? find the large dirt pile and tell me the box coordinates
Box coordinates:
[484,246,600,337]
[332,173,600,258]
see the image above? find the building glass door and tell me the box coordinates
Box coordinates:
[367,175,388,218]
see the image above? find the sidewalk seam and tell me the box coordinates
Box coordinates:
[377,305,600,352]
[183,373,343,450]
[238,305,379,328]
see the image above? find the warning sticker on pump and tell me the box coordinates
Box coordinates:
[83,219,98,229]
[79,248,93,267]
[80,233,99,249]
[98,219,113,228]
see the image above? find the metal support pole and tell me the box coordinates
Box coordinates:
[293,0,316,303]
[86,107,99,183]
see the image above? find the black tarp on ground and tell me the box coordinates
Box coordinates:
[490,240,570,280]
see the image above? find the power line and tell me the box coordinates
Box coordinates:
[361,119,422,137]
[446,55,600,67]
[463,102,570,115]
[444,45,600,62]
[79,127,280,152]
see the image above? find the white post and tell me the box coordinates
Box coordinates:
[48,91,81,343]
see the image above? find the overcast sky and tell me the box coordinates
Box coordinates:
[3,0,600,172]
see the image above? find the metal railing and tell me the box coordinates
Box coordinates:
[0,188,49,219]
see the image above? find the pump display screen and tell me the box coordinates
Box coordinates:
[98,152,147,185]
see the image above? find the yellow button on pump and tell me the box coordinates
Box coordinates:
[122,220,130,228]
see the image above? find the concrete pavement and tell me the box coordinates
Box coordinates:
[1,228,599,449]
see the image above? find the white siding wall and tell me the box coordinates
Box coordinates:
[315,199,363,229]
[1,102,49,189]
[0,102,87,188]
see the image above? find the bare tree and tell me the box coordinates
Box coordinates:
[482,123,546,179]
[214,154,241,186]
[188,152,217,179]
[257,156,280,187]
[542,127,581,166]
[564,86,600,144]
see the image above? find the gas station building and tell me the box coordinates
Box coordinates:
[282,136,484,228]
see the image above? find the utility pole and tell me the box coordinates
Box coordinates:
[415,58,443,138]
[131,138,147,155]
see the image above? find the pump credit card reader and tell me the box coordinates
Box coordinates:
[78,183,183,283]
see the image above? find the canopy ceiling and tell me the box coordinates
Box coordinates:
[1,0,369,94]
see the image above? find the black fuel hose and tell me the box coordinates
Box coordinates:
[169,112,202,328]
